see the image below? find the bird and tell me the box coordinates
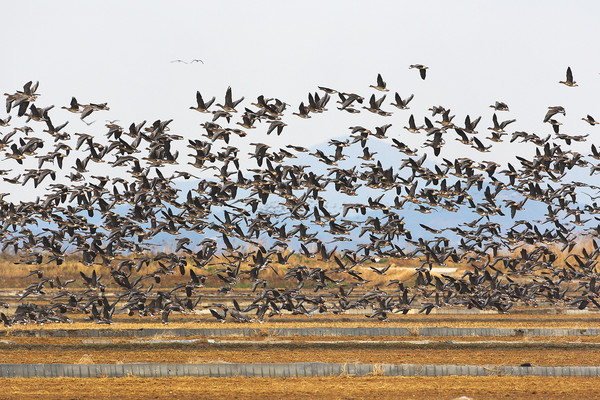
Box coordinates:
[559,67,577,87]
[391,93,414,110]
[582,115,599,126]
[216,87,244,113]
[293,102,311,118]
[369,264,391,275]
[488,113,516,132]
[318,86,337,94]
[544,106,565,123]
[404,114,422,133]
[266,120,287,136]
[61,97,80,113]
[80,102,109,120]
[190,91,215,113]
[171,59,204,64]
[409,64,428,80]
[490,101,509,111]
[362,94,391,116]
[369,73,389,92]
[1,66,599,330]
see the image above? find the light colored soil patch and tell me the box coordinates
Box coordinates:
[0,376,599,400]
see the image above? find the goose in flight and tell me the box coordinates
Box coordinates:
[559,66,577,87]
[369,73,389,92]
[409,64,428,80]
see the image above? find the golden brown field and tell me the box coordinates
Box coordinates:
[0,251,430,289]
[2,311,600,331]
[2,376,600,400]
[2,341,600,366]
[1,312,600,399]
[1,245,599,400]
[4,237,593,290]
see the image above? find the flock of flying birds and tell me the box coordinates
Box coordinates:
[1,65,600,325]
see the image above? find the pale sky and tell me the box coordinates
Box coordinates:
[2,1,600,199]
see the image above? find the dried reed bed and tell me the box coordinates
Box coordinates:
[0,252,428,289]
[1,235,598,291]
[1,376,599,399]
[494,235,599,272]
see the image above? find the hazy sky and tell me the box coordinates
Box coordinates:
[2,1,600,193]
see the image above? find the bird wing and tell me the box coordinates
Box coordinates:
[225,86,232,106]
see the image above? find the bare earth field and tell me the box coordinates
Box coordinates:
[1,343,600,366]
[2,376,600,400]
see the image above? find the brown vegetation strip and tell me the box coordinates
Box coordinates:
[2,345,599,366]
[3,314,600,332]
[1,376,599,400]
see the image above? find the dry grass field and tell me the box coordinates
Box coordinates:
[2,376,600,399]
[2,341,600,366]
[0,252,432,289]
[4,237,595,290]
[2,315,600,398]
